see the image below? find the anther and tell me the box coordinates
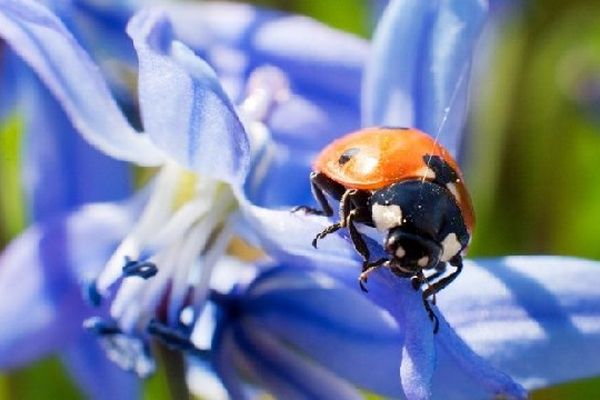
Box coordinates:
[122,256,158,279]
[85,281,103,306]
[147,320,206,358]
[84,317,122,336]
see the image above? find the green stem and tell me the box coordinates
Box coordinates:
[157,344,190,400]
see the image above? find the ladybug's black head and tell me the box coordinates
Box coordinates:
[384,228,442,273]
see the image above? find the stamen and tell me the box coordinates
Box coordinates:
[147,320,208,358]
[85,319,156,377]
[239,65,290,123]
[122,256,158,279]
[84,281,103,307]
[84,317,122,336]
[96,163,182,294]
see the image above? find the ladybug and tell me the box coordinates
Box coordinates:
[295,127,474,331]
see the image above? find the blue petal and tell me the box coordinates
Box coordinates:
[440,256,600,392]
[0,47,19,122]
[244,146,314,207]
[212,327,249,400]
[0,0,163,165]
[68,0,136,64]
[236,197,360,275]
[127,8,249,184]
[268,92,360,154]
[361,268,436,399]
[0,202,133,367]
[164,2,364,152]
[165,2,367,102]
[245,267,404,397]
[20,73,131,221]
[433,314,527,399]
[234,325,364,400]
[363,0,487,157]
[61,332,140,400]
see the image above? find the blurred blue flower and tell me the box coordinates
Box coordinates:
[0,0,367,392]
[0,0,144,397]
[0,1,133,220]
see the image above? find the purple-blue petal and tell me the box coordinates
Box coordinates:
[127,8,249,184]
[0,0,163,165]
[433,314,527,399]
[244,146,314,207]
[164,2,365,153]
[361,268,435,399]
[0,46,19,122]
[440,256,600,392]
[61,331,140,400]
[166,2,367,102]
[0,202,133,368]
[236,197,360,275]
[244,267,404,397]
[363,0,487,157]
[212,328,248,400]
[355,266,525,399]
[233,324,364,400]
[20,74,131,221]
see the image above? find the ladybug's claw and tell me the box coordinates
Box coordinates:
[422,296,440,334]
[411,276,421,291]
[311,235,319,249]
[430,311,440,333]
[358,274,369,292]
[292,205,324,216]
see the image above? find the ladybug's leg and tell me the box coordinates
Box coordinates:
[293,172,345,216]
[422,295,440,333]
[410,271,441,333]
[422,256,463,300]
[347,209,386,268]
[313,189,372,248]
[347,209,370,264]
[425,262,447,283]
[312,189,354,248]
[358,258,387,292]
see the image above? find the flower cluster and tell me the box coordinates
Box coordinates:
[1,0,600,399]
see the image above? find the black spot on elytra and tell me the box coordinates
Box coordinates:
[338,147,361,165]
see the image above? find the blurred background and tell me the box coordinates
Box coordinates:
[1,0,600,398]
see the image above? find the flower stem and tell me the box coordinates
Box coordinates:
[157,343,190,400]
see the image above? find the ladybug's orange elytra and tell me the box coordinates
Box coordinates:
[313,127,474,233]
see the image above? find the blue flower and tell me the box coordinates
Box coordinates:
[0,0,144,397]
[0,1,134,221]
[0,0,367,390]
[195,256,600,399]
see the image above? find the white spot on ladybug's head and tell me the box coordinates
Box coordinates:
[440,233,462,262]
[372,203,403,232]
[417,256,429,267]
[395,246,406,258]
[415,166,436,180]
[446,183,461,202]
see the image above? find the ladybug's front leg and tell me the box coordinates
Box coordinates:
[422,256,463,300]
[312,188,354,248]
[346,209,387,291]
[292,172,344,216]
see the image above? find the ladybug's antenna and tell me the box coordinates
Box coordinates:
[421,63,469,184]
